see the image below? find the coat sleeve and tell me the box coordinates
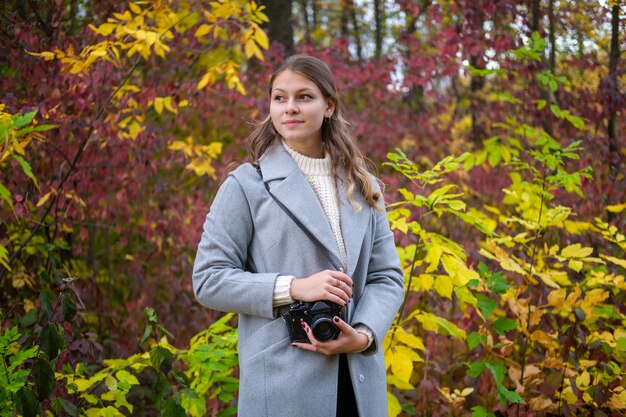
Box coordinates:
[192,174,278,319]
[351,191,405,356]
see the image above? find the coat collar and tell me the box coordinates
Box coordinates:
[258,141,370,276]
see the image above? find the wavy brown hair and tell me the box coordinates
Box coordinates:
[246,54,382,211]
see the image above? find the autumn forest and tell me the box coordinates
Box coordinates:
[0,0,624,416]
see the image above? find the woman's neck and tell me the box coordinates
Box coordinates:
[282,138,324,159]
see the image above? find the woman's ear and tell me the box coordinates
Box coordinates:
[326,99,336,118]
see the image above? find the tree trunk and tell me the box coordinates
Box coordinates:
[299,0,311,38]
[469,6,485,144]
[548,0,555,73]
[260,0,294,56]
[340,0,349,39]
[529,0,540,33]
[312,0,321,30]
[349,0,362,60]
[607,1,621,213]
[373,0,383,59]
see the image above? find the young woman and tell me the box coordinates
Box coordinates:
[193,54,404,417]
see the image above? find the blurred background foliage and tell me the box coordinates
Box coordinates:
[0,0,624,415]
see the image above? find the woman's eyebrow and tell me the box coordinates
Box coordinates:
[272,87,315,94]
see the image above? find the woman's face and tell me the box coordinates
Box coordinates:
[270,70,334,156]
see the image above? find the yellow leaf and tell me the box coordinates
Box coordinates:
[387,374,414,390]
[90,49,107,58]
[134,29,147,41]
[434,274,453,299]
[535,273,560,289]
[244,39,261,60]
[144,31,158,47]
[600,254,626,269]
[424,244,442,272]
[95,23,116,36]
[606,202,626,213]
[607,389,626,410]
[197,71,215,90]
[560,243,593,259]
[28,51,56,61]
[390,217,409,234]
[576,371,590,387]
[387,392,402,417]
[564,220,592,234]
[252,25,269,49]
[547,288,566,307]
[414,273,434,291]
[195,24,212,38]
[530,330,559,352]
[163,97,177,113]
[580,288,608,316]
[395,329,425,350]
[569,260,583,272]
[500,257,526,275]
[128,2,142,14]
[529,395,556,411]
[154,97,164,114]
[168,139,192,157]
[390,346,414,382]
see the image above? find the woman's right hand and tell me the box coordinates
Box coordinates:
[289,269,353,307]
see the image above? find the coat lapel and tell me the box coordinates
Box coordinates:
[259,142,371,275]
[259,142,343,269]
[337,176,371,276]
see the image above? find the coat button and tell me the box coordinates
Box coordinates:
[359,374,365,383]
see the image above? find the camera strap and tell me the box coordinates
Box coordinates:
[254,163,341,271]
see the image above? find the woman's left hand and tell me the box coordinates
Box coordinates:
[291,316,369,355]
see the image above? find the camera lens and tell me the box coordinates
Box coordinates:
[311,316,338,341]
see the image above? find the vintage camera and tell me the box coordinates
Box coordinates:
[280,300,343,343]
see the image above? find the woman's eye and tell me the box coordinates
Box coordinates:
[273,95,285,101]
[299,94,312,100]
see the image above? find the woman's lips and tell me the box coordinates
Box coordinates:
[283,120,304,126]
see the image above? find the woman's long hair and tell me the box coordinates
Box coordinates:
[246,54,382,211]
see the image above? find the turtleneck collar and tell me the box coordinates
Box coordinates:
[282,140,332,176]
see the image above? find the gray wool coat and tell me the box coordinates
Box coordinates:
[192,142,404,417]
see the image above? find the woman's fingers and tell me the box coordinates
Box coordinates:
[291,270,353,304]
[292,318,367,355]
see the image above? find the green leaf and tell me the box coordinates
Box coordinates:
[485,361,507,384]
[488,272,512,294]
[33,355,55,400]
[40,323,64,360]
[0,182,13,211]
[497,384,525,404]
[476,294,498,319]
[15,386,39,417]
[146,307,158,323]
[492,318,517,335]
[471,406,496,417]
[61,292,77,321]
[467,361,487,378]
[13,155,39,188]
[150,346,173,373]
[52,398,79,416]
[163,398,186,417]
[12,110,37,129]
[467,332,486,350]
[20,308,38,328]
[14,123,56,137]
[141,324,153,344]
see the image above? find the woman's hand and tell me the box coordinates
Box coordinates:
[291,316,369,355]
[290,269,353,307]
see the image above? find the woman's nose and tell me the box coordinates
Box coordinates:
[285,99,298,113]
